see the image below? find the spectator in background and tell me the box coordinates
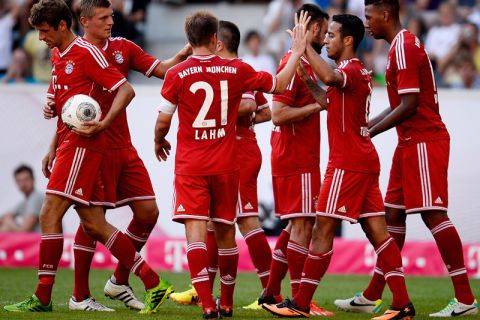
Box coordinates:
[242,30,277,75]
[425,1,461,80]
[0,165,43,232]
[440,22,480,86]
[407,14,427,41]
[262,0,305,61]
[1,29,51,83]
[452,58,480,88]
[0,0,19,76]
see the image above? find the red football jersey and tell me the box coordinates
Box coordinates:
[326,58,380,173]
[50,37,127,151]
[159,54,276,175]
[97,37,160,148]
[271,51,320,176]
[386,29,449,146]
[236,91,269,141]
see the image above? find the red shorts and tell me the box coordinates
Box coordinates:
[385,140,449,214]
[101,146,155,207]
[173,172,239,225]
[236,138,261,218]
[46,146,104,206]
[316,167,384,223]
[272,170,320,220]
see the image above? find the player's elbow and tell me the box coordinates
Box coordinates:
[271,113,285,126]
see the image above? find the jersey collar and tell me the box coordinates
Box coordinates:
[59,36,79,58]
[190,54,217,60]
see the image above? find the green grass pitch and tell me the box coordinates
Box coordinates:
[0,268,478,319]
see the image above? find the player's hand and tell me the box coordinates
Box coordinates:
[296,63,310,82]
[42,149,56,179]
[72,120,106,137]
[43,99,56,119]
[178,43,193,60]
[288,18,309,56]
[155,138,171,161]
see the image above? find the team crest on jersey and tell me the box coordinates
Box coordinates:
[65,60,75,74]
[113,50,124,64]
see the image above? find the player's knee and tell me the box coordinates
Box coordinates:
[421,211,448,229]
[39,198,64,231]
[132,201,159,224]
[238,217,260,236]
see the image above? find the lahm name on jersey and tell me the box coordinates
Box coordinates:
[195,127,226,140]
[178,66,237,79]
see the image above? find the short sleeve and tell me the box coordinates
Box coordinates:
[242,91,255,101]
[127,39,160,77]
[272,57,296,105]
[336,63,357,90]
[395,41,420,95]
[255,92,269,110]
[240,62,276,95]
[158,69,179,114]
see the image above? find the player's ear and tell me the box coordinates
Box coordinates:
[79,16,89,28]
[344,35,353,49]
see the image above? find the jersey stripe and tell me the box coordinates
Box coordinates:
[396,31,406,70]
[77,38,109,69]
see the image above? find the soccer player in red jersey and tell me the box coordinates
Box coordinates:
[40,0,190,311]
[258,4,333,316]
[334,0,478,317]
[154,11,308,319]
[4,0,172,314]
[263,14,415,320]
[169,20,274,310]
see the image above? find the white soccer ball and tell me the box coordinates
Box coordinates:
[61,94,102,129]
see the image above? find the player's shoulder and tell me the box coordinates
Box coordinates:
[392,30,422,52]
[75,38,108,61]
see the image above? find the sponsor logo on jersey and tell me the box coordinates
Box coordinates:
[74,188,83,196]
[177,204,185,212]
[65,60,75,74]
[434,197,443,204]
[337,206,347,213]
[113,50,124,64]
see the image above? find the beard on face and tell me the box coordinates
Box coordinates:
[311,41,323,54]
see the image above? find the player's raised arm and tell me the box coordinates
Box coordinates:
[152,43,192,79]
[273,22,308,93]
[297,63,327,109]
[305,44,343,87]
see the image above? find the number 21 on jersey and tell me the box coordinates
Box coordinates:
[191,80,228,140]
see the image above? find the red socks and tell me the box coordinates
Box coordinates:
[363,222,406,301]
[206,228,218,291]
[187,242,216,310]
[293,250,333,310]
[112,218,156,285]
[429,219,474,304]
[72,226,96,301]
[265,229,290,296]
[35,233,64,305]
[244,228,272,288]
[218,247,239,308]
[287,240,309,297]
[104,229,158,290]
[375,237,410,308]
